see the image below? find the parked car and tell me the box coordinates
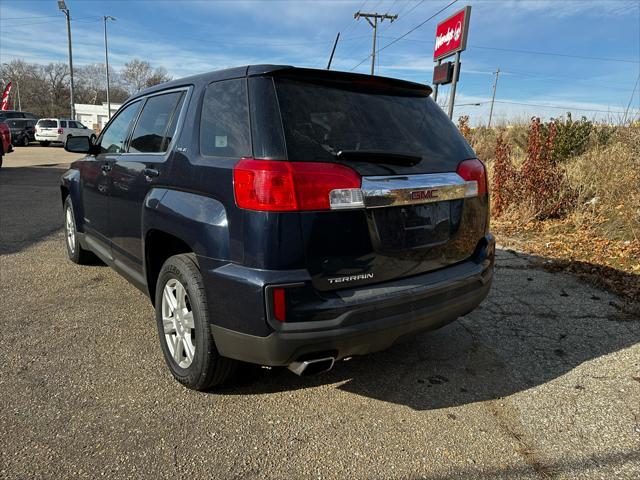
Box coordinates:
[35,118,96,147]
[0,121,12,168]
[4,118,36,146]
[0,110,37,122]
[61,65,494,390]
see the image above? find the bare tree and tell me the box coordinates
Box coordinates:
[121,59,171,94]
[43,62,70,117]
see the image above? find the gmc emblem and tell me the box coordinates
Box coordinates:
[409,189,439,201]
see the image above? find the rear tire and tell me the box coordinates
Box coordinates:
[64,197,95,264]
[22,136,29,146]
[155,253,238,390]
[40,141,50,147]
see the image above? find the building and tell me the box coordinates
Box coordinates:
[74,102,122,132]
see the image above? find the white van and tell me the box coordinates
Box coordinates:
[35,118,96,147]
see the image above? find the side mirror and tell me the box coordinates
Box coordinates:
[65,135,97,154]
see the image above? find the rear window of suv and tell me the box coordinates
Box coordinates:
[274,78,474,165]
[37,120,58,128]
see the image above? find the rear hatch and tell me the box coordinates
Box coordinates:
[36,119,59,136]
[257,69,488,291]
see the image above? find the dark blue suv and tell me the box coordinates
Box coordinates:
[62,66,494,390]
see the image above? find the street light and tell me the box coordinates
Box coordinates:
[103,16,116,119]
[58,0,75,119]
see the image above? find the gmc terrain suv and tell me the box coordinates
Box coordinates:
[62,66,494,390]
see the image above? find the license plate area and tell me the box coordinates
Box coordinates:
[370,201,454,251]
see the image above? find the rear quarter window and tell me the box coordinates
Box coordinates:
[200,78,251,158]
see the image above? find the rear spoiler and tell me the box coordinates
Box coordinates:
[250,66,433,98]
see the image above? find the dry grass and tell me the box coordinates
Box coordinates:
[471,121,640,303]
[564,127,640,241]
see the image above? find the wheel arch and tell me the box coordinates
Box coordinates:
[142,188,231,304]
[60,168,83,229]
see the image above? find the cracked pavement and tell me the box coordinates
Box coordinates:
[1,150,639,479]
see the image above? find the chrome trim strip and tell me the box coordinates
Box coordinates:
[361,173,467,208]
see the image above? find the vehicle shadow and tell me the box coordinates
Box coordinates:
[0,165,68,255]
[216,249,640,410]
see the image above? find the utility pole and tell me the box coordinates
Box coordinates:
[103,16,116,119]
[326,32,340,70]
[354,11,397,75]
[58,1,75,119]
[488,68,500,128]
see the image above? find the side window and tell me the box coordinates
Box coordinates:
[60,120,67,128]
[200,78,250,157]
[69,121,78,128]
[129,91,185,153]
[99,101,140,154]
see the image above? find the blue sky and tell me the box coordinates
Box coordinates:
[1,0,639,124]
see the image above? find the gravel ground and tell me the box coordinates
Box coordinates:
[1,148,639,479]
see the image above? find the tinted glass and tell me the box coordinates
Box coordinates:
[249,77,286,159]
[274,79,474,164]
[69,121,78,128]
[99,102,140,154]
[7,120,24,128]
[129,91,184,153]
[60,121,67,128]
[200,79,250,157]
[37,120,57,128]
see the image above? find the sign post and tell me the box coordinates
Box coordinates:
[432,6,471,119]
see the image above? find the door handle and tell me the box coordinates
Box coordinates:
[101,163,112,173]
[143,167,160,179]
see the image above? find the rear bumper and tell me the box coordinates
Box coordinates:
[35,134,62,142]
[204,235,494,366]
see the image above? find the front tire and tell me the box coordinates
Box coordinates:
[65,134,72,147]
[155,254,238,390]
[22,136,29,146]
[64,197,95,264]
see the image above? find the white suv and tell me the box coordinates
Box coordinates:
[35,118,96,147]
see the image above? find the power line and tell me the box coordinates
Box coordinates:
[377,35,640,64]
[450,98,630,114]
[0,15,61,20]
[492,100,629,114]
[351,0,458,71]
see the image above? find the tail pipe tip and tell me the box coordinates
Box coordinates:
[288,357,336,376]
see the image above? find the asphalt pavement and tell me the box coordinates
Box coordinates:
[1,147,638,479]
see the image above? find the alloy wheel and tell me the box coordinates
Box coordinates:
[161,278,196,368]
[65,206,76,254]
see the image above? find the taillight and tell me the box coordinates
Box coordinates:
[58,128,64,134]
[272,288,286,322]
[457,159,487,197]
[233,158,363,211]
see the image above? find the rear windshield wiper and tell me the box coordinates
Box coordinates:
[336,150,422,167]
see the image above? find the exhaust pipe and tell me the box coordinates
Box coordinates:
[288,357,335,376]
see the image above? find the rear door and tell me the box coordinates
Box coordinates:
[109,89,187,282]
[271,74,487,290]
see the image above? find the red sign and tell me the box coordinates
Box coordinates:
[433,6,471,61]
